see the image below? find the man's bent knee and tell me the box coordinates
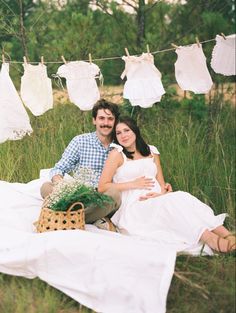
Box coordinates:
[104,187,121,210]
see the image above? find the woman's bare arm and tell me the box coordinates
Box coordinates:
[154,154,172,193]
[98,150,155,193]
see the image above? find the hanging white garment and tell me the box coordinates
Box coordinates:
[121,53,165,108]
[0,63,32,144]
[211,34,236,76]
[174,44,213,94]
[20,63,53,116]
[57,61,101,111]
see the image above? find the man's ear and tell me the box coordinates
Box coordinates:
[92,118,96,125]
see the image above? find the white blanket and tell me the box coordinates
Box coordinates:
[0,173,177,313]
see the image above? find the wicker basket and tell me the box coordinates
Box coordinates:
[35,201,85,233]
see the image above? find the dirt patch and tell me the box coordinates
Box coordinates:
[171,83,236,105]
[53,83,236,106]
[53,85,123,105]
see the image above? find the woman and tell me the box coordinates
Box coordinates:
[98,116,235,253]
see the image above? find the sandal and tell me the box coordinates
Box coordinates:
[224,233,236,251]
[104,217,117,232]
[93,217,117,232]
[216,236,231,253]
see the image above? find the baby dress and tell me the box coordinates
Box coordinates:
[20,63,53,116]
[56,61,101,111]
[121,53,165,108]
[211,34,236,76]
[174,43,213,94]
[0,63,32,144]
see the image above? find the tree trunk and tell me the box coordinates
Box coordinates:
[18,0,28,59]
[137,0,145,48]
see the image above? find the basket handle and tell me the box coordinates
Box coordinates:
[67,202,84,213]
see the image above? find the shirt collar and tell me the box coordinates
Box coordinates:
[89,131,111,150]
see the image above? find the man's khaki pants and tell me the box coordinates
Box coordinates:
[40,182,121,224]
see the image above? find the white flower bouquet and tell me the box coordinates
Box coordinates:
[47,167,113,212]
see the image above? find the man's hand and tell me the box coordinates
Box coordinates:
[164,182,172,193]
[51,174,63,184]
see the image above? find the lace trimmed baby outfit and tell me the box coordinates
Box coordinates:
[174,44,213,94]
[57,61,101,111]
[0,63,32,144]
[211,34,236,76]
[20,63,53,116]
[121,53,165,108]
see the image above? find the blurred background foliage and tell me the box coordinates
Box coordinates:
[0,0,235,86]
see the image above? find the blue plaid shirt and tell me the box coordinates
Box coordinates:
[50,132,113,186]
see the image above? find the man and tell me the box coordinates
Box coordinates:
[40,99,121,224]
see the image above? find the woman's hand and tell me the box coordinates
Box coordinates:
[132,176,155,190]
[139,192,161,201]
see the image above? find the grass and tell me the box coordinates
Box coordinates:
[0,94,235,312]
[167,255,235,313]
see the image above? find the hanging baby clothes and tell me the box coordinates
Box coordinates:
[211,34,236,76]
[0,63,32,144]
[56,61,101,111]
[121,53,165,108]
[174,44,213,94]
[20,63,53,116]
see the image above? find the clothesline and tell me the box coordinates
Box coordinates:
[0,33,235,144]
[0,37,216,64]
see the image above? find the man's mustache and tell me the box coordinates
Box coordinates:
[100,125,112,129]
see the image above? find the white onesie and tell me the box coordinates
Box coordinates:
[57,61,101,111]
[211,34,236,76]
[174,44,213,94]
[20,63,53,116]
[0,63,32,144]
[121,53,165,108]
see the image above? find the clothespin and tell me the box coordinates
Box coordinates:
[41,55,44,64]
[221,33,226,40]
[124,47,130,57]
[171,43,179,49]
[23,56,28,64]
[61,55,67,64]
[146,44,150,54]
[2,53,5,63]
[88,53,92,64]
[195,36,200,48]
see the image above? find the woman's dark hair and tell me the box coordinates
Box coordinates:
[114,116,151,159]
[92,99,120,120]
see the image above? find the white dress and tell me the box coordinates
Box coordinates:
[0,63,33,144]
[211,34,236,76]
[111,145,226,251]
[57,61,101,111]
[174,44,213,94]
[121,53,165,108]
[20,63,53,116]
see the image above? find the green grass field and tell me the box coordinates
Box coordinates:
[0,95,235,313]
